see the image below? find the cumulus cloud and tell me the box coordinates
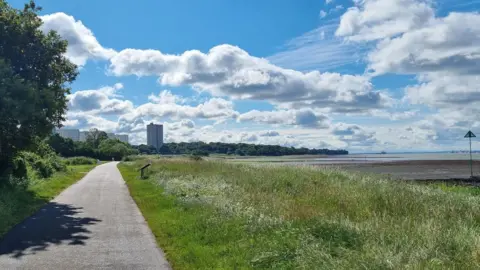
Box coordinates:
[68,83,133,115]
[167,119,196,130]
[126,97,238,122]
[335,0,434,41]
[40,12,117,66]
[148,90,186,104]
[405,73,480,108]
[65,112,118,132]
[109,44,390,113]
[238,109,330,128]
[368,12,480,76]
[331,123,379,147]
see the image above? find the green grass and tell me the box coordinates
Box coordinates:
[119,159,480,269]
[0,164,95,237]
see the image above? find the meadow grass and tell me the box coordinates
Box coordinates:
[0,164,95,237]
[119,159,480,269]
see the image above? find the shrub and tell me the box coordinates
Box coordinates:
[65,156,96,165]
[32,158,54,179]
[48,156,67,172]
[122,155,146,162]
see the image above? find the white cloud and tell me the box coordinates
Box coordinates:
[67,84,133,115]
[148,90,186,104]
[331,123,379,147]
[368,12,480,76]
[326,0,334,4]
[237,109,330,128]
[109,44,389,113]
[405,73,480,108]
[166,119,196,130]
[65,112,118,132]
[335,0,435,41]
[123,97,239,123]
[40,12,117,66]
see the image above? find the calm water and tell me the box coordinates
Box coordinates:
[307,153,480,164]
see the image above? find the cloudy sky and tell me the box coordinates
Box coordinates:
[10,0,480,152]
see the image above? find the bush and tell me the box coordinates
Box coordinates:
[14,151,66,180]
[49,157,67,172]
[32,158,54,179]
[122,155,146,162]
[65,156,97,165]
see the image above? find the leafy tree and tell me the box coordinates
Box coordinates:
[98,139,138,161]
[0,0,78,178]
[85,128,109,148]
[48,133,75,157]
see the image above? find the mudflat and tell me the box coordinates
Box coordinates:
[319,160,480,180]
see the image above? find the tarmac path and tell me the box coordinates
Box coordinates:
[0,162,170,270]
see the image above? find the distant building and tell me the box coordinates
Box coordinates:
[147,123,163,150]
[115,134,129,143]
[57,128,129,144]
[54,128,80,141]
[79,131,88,142]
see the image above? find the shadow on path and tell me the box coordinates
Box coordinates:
[0,202,101,258]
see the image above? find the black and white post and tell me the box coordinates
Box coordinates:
[465,130,476,178]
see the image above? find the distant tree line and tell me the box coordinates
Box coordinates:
[133,142,348,156]
[48,129,138,161]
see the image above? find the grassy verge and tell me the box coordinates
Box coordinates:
[0,164,95,237]
[120,159,480,269]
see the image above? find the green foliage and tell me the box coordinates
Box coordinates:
[97,139,138,161]
[64,156,96,165]
[47,133,75,157]
[134,141,348,156]
[48,132,138,161]
[122,155,146,162]
[85,128,109,148]
[15,150,66,180]
[0,0,78,180]
[119,160,480,269]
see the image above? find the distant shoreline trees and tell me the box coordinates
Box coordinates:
[48,129,138,161]
[133,142,348,156]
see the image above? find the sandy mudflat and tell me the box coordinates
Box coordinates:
[319,160,480,180]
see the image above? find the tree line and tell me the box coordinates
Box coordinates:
[48,129,138,161]
[133,142,348,156]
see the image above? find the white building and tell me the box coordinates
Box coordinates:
[147,123,163,150]
[60,129,129,144]
[79,131,88,142]
[55,128,80,141]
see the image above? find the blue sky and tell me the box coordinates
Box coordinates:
[9,0,480,152]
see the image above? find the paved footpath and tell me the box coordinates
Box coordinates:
[0,162,170,270]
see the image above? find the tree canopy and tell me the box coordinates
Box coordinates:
[48,130,138,160]
[0,0,77,177]
[133,142,348,156]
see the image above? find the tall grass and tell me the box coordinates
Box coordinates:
[120,159,480,269]
[0,165,95,237]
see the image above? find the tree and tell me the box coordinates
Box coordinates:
[0,0,78,178]
[47,133,75,157]
[98,139,138,161]
[85,128,109,149]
